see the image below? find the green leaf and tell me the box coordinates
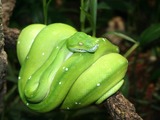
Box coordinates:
[140,23,160,46]
[106,31,137,43]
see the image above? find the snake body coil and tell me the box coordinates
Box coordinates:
[17,23,128,112]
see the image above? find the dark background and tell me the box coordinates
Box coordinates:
[2,0,160,120]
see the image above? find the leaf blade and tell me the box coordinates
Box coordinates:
[140,23,160,46]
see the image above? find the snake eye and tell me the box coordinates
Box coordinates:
[78,42,83,46]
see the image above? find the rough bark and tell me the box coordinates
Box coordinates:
[2,0,20,47]
[0,0,7,113]
[0,0,19,113]
[104,92,143,120]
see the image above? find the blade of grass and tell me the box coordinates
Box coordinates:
[4,85,17,101]
[124,42,139,58]
[43,0,52,24]
[89,0,97,36]
[80,0,97,36]
[105,31,139,57]
[80,0,89,32]
[140,23,160,46]
[106,31,137,43]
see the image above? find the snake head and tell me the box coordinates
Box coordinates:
[67,32,99,53]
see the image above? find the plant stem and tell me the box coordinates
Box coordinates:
[43,0,52,25]
[4,85,17,101]
[80,0,85,32]
[124,42,139,58]
[90,0,97,36]
[43,0,47,24]
[105,31,139,57]
[80,0,89,32]
[80,0,97,36]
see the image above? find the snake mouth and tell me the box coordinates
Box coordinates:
[88,44,99,52]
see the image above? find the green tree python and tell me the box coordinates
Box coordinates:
[17,23,128,112]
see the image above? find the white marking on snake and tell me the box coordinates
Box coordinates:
[65,52,73,61]
[102,38,106,41]
[65,67,69,71]
[97,83,101,87]
[28,76,32,80]
[42,52,45,56]
[75,102,78,104]
[63,67,69,71]
[96,39,100,43]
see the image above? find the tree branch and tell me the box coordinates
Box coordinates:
[104,92,143,120]
[2,0,20,47]
[0,0,7,113]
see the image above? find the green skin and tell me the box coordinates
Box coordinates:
[17,23,128,112]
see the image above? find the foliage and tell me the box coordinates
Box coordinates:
[2,0,160,120]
